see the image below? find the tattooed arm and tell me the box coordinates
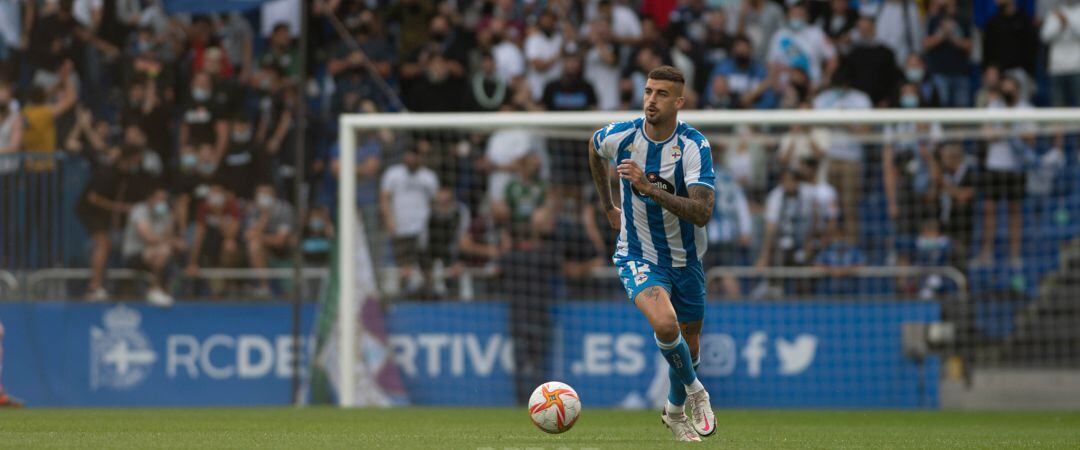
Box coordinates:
[616,159,714,227]
[589,139,622,229]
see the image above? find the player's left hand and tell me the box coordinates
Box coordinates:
[617,159,651,195]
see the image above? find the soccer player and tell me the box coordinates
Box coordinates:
[0,320,22,407]
[588,65,716,442]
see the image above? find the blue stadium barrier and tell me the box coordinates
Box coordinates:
[386,300,941,409]
[0,301,314,407]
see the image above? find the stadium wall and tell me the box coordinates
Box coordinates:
[386,300,941,409]
[1,302,314,407]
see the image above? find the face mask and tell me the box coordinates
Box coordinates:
[310,218,325,231]
[905,68,924,82]
[256,193,274,209]
[208,192,225,208]
[900,94,919,108]
[181,153,198,170]
[735,54,751,66]
[259,77,273,91]
[153,201,169,216]
[192,88,211,102]
[197,162,217,175]
[789,19,806,31]
[1002,91,1017,104]
[231,130,252,143]
[917,236,943,250]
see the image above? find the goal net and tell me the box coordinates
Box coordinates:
[325,109,1080,408]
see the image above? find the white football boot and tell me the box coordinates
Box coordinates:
[661,409,701,442]
[686,389,717,437]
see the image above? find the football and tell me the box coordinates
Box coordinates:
[528,381,581,434]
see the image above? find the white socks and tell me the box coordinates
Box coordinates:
[686,378,704,395]
[666,400,685,416]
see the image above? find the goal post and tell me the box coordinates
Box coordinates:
[333,108,1080,408]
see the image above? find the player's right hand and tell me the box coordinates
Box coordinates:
[605,207,621,230]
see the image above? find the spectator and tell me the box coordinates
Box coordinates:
[542,52,598,111]
[584,18,621,111]
[801,157,840,234]
[704,74,736,109]
[1040,0,1080,106]
[727,0,786,61]
[695,9,736,91]
[488,18,526,84]
[721,125,768,197]
[121,75,170,165]
[778,67,813,108]
[813,70,872,241]
[259,22,298,79]
[185,15,233,79]
[813,220,866,295]
[186,183,244,286]
[27,1,79,85]
[62,107,108,156]
[122,187,179,307]
[0,81,22,161]
[707,35,778,109]
[495,206,562,405]
[872,0,923,67]
[591,0,643,49]
[385,0,436,58]
[0,0,27,71]
[974,65,1002,108]
[327,8,396,112]
[983,0,1038,77]
[300,205,335,267]
[902,54,941,107]
[403,51,467,112]
[977,76,1034,267]
[484,129,545,205]
[883,83,944,259]
[21,69,77,171]
[426,187,470,298]
[924,0,974,107]
[495,153,547,240]
[766,2,838,88]
[525,10,564,100]
[706,170,754,298]
[756,168,820,269]
[913,218,953,299]
[937,143,977,264]
[217,12,254,75]
[380,147,439,297]
[777,104,829,176]
[622,46,663,110]
[817,0,859,47]
[173,143,219,235]
[179,71,227,159]
[75,146,149,301]
[245,184,296,297]
[469,51,509,112]
[252,64,297,197]
[843,18,901,106]
[218,114,265,201]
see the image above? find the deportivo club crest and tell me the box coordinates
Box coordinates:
[90,305,157,391]
[670,145,681,160]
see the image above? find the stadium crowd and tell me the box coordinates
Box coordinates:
[0,0,1076,303]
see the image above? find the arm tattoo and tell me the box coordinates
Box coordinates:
[647,184,714,227]
[588,144,615,211]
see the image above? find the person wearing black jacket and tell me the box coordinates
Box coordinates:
[983,0,1038,77]
[842,18,901,107]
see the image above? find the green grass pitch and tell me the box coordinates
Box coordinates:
[1,408,1078,449]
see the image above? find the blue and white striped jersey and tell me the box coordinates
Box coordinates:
[592,117,716,268]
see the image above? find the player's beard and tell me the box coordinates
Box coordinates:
[644,107,669,126]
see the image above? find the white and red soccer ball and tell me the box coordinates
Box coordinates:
[528,381,581,434]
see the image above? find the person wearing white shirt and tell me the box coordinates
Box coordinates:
[812,72,872,241]
[380,147,439,291]
[707,170,754,298]
[872,0,923,67]
[489,18,525,83]
[584,19,621,110]
[1040,0,1080,106]
[756,168,820,269]
[525,11,564,100]
[766,2,838,88]
[976,76,1034,267]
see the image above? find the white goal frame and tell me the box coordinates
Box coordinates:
[335,108,1080,407]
